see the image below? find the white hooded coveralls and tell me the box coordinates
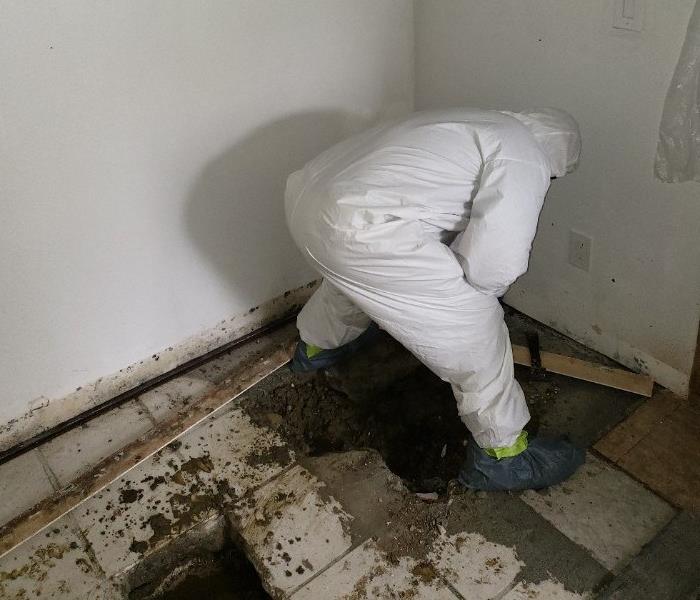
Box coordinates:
[285,108,581,449]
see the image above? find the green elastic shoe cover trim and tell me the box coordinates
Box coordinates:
[484,431,529,460]
[305,343,324,359]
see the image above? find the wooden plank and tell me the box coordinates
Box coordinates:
[512,344,654,397]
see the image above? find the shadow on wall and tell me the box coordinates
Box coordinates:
[184,111,366,301]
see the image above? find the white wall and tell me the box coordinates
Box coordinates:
[416,0,700,395]
[0,0,414,446]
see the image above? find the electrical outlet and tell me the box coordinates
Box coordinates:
[569,230,592,271]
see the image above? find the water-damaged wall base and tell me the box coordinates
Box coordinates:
[0,281,317,454]
[506,293,690,397]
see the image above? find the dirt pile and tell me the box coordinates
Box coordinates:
[242,358,470,494]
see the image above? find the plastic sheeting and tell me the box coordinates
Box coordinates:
[655,1,700,183]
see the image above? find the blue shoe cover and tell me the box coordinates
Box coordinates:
[290,323,380,373]
[458,436,585,491]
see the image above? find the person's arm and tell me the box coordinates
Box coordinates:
[451,156,551,297]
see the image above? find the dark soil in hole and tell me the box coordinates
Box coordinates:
[241,330,583,495]
[154,545,270,600]
[243,360,472,494]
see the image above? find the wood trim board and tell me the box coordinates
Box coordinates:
[512,344,654,397]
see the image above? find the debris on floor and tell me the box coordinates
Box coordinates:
[1,310,696,599]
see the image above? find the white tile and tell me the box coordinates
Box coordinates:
[231,464,353,596]
[194,324,296,386]
[291,538,458,600]
[0,514,106,598]
[71,445,218,577]
[39,399,153,486]
[139,375,216,422]
[0,449,55,528]
[428,532,523,600]
[503,580,589,599]
[69,402,292,579]
[521,453,676,571]
[176,404,293,499]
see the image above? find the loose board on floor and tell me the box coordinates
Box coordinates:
[512,345,654,397]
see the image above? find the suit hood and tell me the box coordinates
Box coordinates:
[504,108,581,177]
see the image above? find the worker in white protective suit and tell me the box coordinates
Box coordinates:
[284,108,584,491]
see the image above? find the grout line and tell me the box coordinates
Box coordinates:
[491,578,521,600]
[67,512,108,576]
[283,537,373,598]
[63,510,113,589]
[136,397,159,428]
[589,448,681,512]
[245,460,299,496]
[283,538,472,599]
[610,426,654,462]
[442,577,467,600]
[34,447,62,492]
[179,443,299,502]
[0,449,62,536]
[597,396,679,463]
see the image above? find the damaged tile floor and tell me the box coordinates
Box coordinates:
[1,309,699,599]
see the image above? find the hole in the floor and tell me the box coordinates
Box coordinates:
[243,352,471,494]
[242,332,571,494]
[129,539,271,600]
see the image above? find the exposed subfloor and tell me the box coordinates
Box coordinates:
[1,308,698,599]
